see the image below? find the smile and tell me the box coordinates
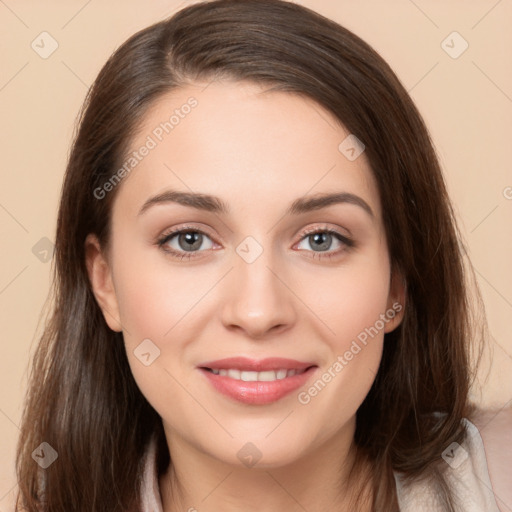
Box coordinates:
[198,357,318,405]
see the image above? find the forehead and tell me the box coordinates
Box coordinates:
[112,79,381,221]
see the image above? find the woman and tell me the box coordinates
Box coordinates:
[15,0,509,510]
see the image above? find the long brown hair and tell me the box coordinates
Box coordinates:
[15,1,486,510]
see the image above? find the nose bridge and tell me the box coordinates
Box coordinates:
[220,235,296,337]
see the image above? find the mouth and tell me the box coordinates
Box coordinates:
[198,357,318,405]
[202,367,310,381]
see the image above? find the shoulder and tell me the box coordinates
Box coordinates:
[395,412,509,512]
[469,406,512,512]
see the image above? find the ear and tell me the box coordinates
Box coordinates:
[84,233,123,332]
[384,266,406,333]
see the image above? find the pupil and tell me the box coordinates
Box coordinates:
[311,233,331,251]
[180,232,202,251]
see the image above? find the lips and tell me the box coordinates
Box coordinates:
[198,357,318,405]
[199,356,315,372]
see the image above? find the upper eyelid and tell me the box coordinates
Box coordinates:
[159,224,217,242]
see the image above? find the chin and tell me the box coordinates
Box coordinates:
[207,433,314,470]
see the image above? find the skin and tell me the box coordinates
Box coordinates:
[86,80,405,511]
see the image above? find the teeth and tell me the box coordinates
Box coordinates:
[240,371,258,381]
[227,369,241,379]
[258,370,278,382]
[209,368,306,381]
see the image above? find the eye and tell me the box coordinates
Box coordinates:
[295,227,354,259]
[157,226,216,260]
[156,224,354,261]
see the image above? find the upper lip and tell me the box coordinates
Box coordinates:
[199,357,317,372]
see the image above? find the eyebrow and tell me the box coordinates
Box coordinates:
[138,189,374,218]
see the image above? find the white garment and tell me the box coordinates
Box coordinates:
[139,418,500,511]
[394,419,500,511]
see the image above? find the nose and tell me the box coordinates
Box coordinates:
[220,247,297,339]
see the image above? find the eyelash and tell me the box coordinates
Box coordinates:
[156,224,355,261]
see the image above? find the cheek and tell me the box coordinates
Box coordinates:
[112,242,205,341]
[293,246,391,425]
[113,263,202,422]
[302,249,391,353]
[109,243,197,395]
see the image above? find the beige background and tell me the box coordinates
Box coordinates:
[1,0,511,509]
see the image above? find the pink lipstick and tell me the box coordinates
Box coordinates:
[198,357,317,405]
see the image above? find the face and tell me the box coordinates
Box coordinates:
[86,80,404,469]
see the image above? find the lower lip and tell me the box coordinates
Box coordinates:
[199,367,317,405]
